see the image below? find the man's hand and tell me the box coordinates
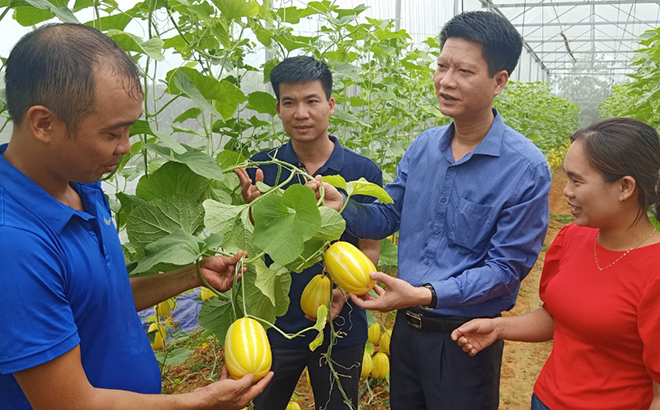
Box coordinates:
[193,366,273,410]
[234,168,263,204]
[330,288,348,319]
[306,175,344,211]
[198,251,247,293]
[450,319,502,356]
[349,271,431,312]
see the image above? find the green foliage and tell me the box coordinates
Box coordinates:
[495,81,579,155]
[599,27,660,129]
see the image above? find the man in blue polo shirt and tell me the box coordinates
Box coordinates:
[235,56,382,410]
[310,11,551,410]
[0,24,271,409]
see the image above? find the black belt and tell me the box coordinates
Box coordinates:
[403,308,472,333]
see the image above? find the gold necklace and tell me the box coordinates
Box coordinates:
[594,227,657,271]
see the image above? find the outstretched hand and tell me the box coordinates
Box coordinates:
[193,365,273,409]
[349,271,430,312]
[306,175,344,211]
[450,319,501,356]
[198,251,247,293]
[235,168,263,204]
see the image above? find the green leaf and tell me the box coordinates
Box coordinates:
[136,161,212,203]
[84,13,132,30]
[175,147,225,181]
[252,185,322,266]
[23,0,79,23]
[316,206,345,240]
[199,294,237,343]
[243,261,291,322]
[13,6,56,25]
[308,305,328,351]
[173,107,202,123]
[106,30,164,61]
[213,0,259,20]
[203,200,250,239]
[246,91,277,116]
[156,347,193,366]
[378,237,398,268]
[166,68,246,120]
[133,228,205,274]
[253,258,278,306]
[126,196,205,258]
[216,150,248,171]
[73,0,92,12]
[347,178,393,204]
[115,192,146,229]
[173,71,222,119]
[146,144,225,181]
[285,238,325,273]
[321,174,347,191]
[153,130,187,154]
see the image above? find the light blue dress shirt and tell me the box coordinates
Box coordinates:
[342,110,551,317]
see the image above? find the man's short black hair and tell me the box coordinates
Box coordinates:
[269,56,332,101]
[5,23,142,135]
[439,11,523,77]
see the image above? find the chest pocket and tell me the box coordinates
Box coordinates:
[448,196,495,250]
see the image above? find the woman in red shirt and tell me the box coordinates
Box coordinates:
[451,117,660,410]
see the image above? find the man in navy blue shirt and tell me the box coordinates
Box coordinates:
[0,23,271,410]
[235,56,382,410]
[311,12,552,410]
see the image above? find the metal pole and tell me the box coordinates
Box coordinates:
[395,0,402,31]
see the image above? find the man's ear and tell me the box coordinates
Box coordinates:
[25,105,59,143]
[276,101,281,119]
[493,70,509,96]
[328,97,335,115]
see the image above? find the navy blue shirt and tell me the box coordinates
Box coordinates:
[0,144,161,408]
[342,110,551,317]
[248,136,383,348]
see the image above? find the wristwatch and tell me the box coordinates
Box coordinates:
[421,283,437,309]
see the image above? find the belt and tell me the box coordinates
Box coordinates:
[403,308,471,333]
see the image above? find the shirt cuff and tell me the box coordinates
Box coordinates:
[427,280,460,310]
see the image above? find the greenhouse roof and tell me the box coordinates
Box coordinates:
[483,0,660,81]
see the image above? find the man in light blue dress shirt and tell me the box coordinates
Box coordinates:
[312,11,551,410]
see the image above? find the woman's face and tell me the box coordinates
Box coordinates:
[563,139,625,229]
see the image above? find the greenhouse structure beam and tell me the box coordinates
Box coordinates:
[478,0,550,77]
[524,38,640,43]
[494,1,660,8]
[537,50,635,54]
[510,20,659,27]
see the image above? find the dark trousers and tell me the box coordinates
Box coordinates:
[253,343,363,410]
[390,310,504,410]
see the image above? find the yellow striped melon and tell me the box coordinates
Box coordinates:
[360,349,373,378]
[371,352,389,379]
[300,274,331,318]
[224,317,272,381]
[323,241,376,295]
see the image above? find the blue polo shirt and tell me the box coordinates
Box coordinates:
[342,110,551,318]
[248,136,383,348]
[0,144,161,408]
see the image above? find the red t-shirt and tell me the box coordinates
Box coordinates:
[534,223,660,410]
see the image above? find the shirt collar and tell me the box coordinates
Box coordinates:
[276,135,344,175]
[0,143,93,234]
[439,108,504,163]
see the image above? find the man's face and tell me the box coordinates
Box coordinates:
[433,37,507,122]
[276,80,335,145]
[51,68,142,183]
